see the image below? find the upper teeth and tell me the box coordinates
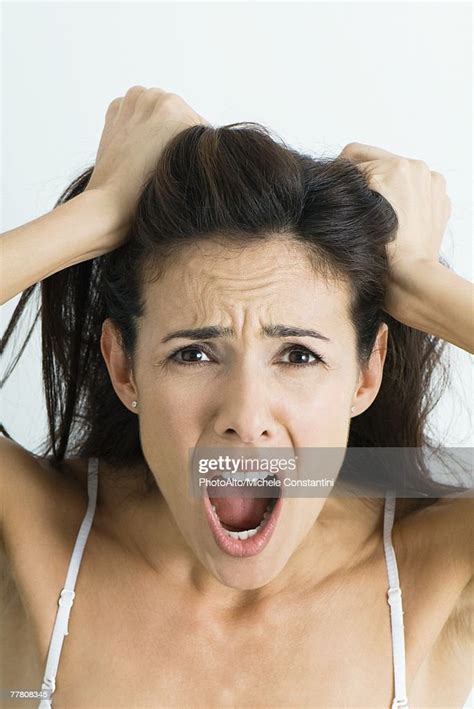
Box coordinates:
[211,502,275,540]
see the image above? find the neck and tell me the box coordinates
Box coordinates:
[101,463,386,615]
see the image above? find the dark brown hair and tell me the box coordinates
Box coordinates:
[1,123,469,508]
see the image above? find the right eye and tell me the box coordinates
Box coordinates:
[168,346,213,367]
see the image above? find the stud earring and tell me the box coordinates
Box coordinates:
[131,400,138,409]
[351,405,355,413]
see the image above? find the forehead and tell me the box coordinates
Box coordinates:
[141,238,351,330]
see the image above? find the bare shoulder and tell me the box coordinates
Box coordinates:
[397,493,473,645]
[430,494,474,640]
[0,435,89,554]
[0,435,54,547]
[425,495,474,636]
[0,438,144,560]
[399,495,473,706]
[0,438,94,699]
[395,493,473,644]
[397,493,473,584]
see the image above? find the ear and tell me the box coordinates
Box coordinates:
[352,323,389,415]
[100,318,138,413]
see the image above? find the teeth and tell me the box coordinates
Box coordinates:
[226,521,265,540]
[210,498,278,540]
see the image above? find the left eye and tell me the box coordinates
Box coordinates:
[280,346,322,366]
[168,345,325,368]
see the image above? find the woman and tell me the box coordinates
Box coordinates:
[0,86,472,708]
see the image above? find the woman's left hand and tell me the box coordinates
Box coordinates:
[337,142,452,322]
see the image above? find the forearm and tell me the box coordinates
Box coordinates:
[0,189,128,306]
[390,260,474,354]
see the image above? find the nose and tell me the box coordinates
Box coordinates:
[213,369,274,444]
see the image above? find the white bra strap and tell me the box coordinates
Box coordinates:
[383,492,409,709]
[38,457,99,708]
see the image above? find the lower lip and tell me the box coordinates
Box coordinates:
[203,492,283,558]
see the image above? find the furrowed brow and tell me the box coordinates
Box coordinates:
[262,324,331,342]
[160,324,330,344]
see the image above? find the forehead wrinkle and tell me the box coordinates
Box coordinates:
[142,240,352,341]
[179,265,315,308]
[176,241,313,289]
[148,271,348,329]
[204,260,303,281]
[175,301,277,341]
[173,268,304,329]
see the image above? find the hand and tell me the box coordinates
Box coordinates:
[337,142,453,323]
[338,142,452,275]
[84,85,211,228]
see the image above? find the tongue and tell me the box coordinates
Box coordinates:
[209,496,270,531]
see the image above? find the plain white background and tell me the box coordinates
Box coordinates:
[1,1,473,704]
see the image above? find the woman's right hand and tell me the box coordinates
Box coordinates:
[0,87,209,305]
[84,85,210,231]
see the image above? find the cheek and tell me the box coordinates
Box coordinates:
[137,387,197,499]
[139,378,204,452]
[138,364,354,448]
[295,376,353,443]
[283,355,355,404]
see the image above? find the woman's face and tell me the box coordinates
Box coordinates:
[102,238,388,590]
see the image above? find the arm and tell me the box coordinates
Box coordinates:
[407,497,474,707]
[1,85,209,306]
[338,143,473,354]
[0,189,128,305]
[385,259,474,354]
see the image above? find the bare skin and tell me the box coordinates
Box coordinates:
[0,445,472,708]
[338,142,474,355]
[1,241,472,707]
[0,87,472,707]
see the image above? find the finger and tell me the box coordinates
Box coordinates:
[122,85,148,109]
[105,96,123,121]
[140,87,170,103]
[124,84,148,97]
[138,87,173,117]
[341,158,381,182]
[339,142,403,163]
[145,86,168,95]
[430,170,447,188]
[197,113,212,127]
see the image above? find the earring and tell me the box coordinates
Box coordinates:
[131,400,138,409]
[351,405,355,413]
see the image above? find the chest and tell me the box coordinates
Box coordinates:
[49,602,395,707]
[3,518,464,709]
[29,548,398,708]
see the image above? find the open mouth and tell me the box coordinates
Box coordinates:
[210,492,278,539]
[202,474,283,557]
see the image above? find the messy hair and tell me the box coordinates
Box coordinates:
[2,123,468,506]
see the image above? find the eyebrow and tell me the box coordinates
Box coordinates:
[160,324,331,344]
